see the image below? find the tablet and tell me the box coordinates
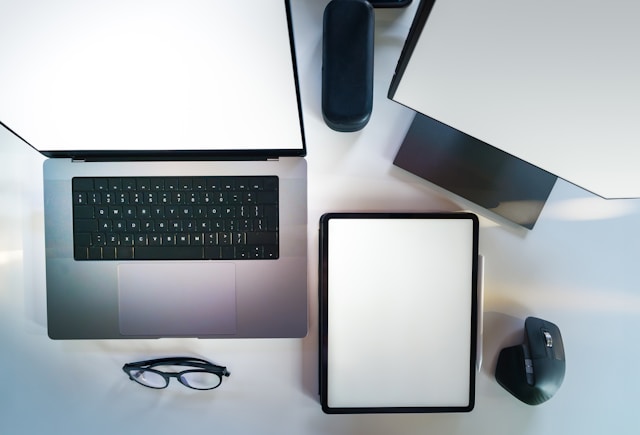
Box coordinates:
[319,213,479,413]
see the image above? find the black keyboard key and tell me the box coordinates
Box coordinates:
[179,177,193,190]
[75,219,98,232]
[204,246,222,259]
[117,247,134,259]
[134,246,204,260]
[103,247,117,259]
[73,192,87,205]
[108,178,122,191]
[246,232,277,245]
[150,179,164,190]
[264,245,278,259]
[75,246,89,260]
[75,233,92,247]
[94,178,109,191]
[249,246,263,259]
[92,233,106,246]
[137,178,151,191]
[164,178,178,190]
[221,246,235,258]
[123,179,137,190]
[247,178,263,190]
[263,177,278,191]
[73,178,94,191]
[258,191,278,204]
[263,205,278,218]
[193,177,206,190]
[221,178,235,190]
[74,205,94,219]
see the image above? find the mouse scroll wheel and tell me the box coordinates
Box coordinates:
[543,330,553,347]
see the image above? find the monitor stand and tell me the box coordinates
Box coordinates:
[394,113,557,230]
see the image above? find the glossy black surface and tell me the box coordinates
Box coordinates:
[368,0,412,7]
[394,113,557,229]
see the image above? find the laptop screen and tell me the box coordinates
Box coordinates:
[0,0,304,155]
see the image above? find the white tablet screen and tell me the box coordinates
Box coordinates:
[320,213,478,412]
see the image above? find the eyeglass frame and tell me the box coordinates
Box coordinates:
[122,357,230,390]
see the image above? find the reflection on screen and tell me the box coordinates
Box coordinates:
[394,113,557,229]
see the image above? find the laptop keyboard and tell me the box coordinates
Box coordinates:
[72,176,279,261]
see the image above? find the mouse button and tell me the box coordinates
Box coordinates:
[543,330,553,347]
[526,327,549,359]
[532,358,566,393]
[495,345,539,405]
[549,328,565,361]
[539,320,564,361]
[495,345,526,388]
[525,317,559,359]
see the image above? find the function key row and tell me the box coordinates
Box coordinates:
[72,176,278,192]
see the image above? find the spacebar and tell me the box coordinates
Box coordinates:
[134,246,204,260]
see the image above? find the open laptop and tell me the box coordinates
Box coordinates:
[0,0,308,339]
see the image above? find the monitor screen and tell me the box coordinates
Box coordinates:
[390,0,640,198]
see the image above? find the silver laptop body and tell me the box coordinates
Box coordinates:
[0,0,308,339]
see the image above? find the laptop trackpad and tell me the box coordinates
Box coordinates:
[117,262,237,337]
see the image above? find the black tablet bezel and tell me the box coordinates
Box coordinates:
[318,212,479,414]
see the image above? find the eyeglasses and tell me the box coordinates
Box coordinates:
[122,357,230,390]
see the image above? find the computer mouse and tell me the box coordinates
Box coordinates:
[495,316,565,405]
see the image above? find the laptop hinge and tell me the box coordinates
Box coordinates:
[63,153,282,162]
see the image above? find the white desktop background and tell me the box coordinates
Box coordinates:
[1,1,640,434]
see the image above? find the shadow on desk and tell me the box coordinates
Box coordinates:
[482,311,530,377]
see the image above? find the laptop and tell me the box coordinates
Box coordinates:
[0,0,308,339]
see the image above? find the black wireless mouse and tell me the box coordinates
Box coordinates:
[495,317,566,405]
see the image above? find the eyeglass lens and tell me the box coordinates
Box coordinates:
[179,371,222,390]
[130,369,167,389]
[129,368,222,390]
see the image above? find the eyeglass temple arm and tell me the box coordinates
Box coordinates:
[123,357,229,374]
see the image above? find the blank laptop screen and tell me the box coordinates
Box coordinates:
[0,0,303,153]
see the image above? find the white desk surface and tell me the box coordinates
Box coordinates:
[2,1,640,434]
